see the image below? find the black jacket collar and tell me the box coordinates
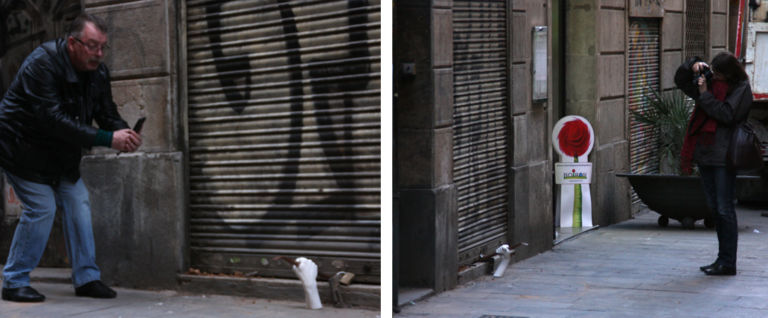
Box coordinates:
[43,38,81,84]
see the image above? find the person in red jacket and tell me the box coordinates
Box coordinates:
[0,13,141,302]
[676,52,753,276]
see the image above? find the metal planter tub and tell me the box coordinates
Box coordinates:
[618,173,762,229]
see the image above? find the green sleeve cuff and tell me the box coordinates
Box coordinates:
[95,129,113,147]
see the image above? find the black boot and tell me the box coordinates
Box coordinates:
[75,280,117,298]
[703,264,737,276]
[2,286,45,302]
[699,261,718,272]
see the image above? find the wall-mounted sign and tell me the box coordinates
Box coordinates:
[629,0,664,18]
[532,26,548,102]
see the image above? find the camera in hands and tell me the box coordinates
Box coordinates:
[696,65,714,84]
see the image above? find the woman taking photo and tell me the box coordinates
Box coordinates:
[675,52,752,276]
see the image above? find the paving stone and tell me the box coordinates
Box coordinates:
[0,282,378,318]
[398,206,768,317]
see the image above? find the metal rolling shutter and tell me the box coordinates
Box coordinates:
[452,0,510,266]
[628,19,661,203]
[185,0,381,283]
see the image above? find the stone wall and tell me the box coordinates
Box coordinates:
[396,0,555,292]
[711,0,730,57]
[662,0,684,91]
[396,0,458,293]
[594,0,632,226]
[82,0,185,289]
[566,0,729,223]
[509,0,554,260]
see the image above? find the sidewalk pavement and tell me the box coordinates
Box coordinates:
[0,281,379,318]
[398,205,768,318]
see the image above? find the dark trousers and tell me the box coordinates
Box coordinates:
[699,165,738,267]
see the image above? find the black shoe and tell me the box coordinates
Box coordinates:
[699,262,718,272]
[703,264,737,276]
[75,280,117,299]
[2,286,45,302]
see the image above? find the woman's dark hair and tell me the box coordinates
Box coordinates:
[711,52,748,86]
[67,13,108,38]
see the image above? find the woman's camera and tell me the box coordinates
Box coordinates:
[695,65,714,84]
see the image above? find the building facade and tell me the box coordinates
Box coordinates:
[396,0,556,299]
[394,0,730,304]
[0,0,381,308]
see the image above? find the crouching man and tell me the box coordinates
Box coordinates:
[0,13,141,302]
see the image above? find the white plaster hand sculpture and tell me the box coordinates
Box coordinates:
[292,257,322,309]
[493,244,513,277]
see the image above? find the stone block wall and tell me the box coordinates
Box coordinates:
[396,0,458,293]
[396,0,555,291]
[711,0,730,57]
[595,0,631,227]
[565,0,632,227]
[510,0,553,260]
[663,0,684,91]
[569,0,730,222]
[81,0,185,289]
[82,153,185,288]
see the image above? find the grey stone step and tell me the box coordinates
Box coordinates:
[177,273,380,310]
[27,266,72,284]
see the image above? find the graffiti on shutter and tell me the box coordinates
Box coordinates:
[186,0,381,283]
[453,0,511,266]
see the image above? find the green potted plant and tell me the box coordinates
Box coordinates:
[631,89,693,175]
[618,88,715,229]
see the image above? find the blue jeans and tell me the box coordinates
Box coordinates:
[2,172,100,289]
[699,165,738,267]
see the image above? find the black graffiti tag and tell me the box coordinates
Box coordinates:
[204,2,251,114]
[202,0,374,244]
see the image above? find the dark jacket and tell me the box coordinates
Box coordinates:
[675,57,753,167]
[0,38,128,184]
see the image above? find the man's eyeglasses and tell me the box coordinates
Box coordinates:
[73,37,109,53]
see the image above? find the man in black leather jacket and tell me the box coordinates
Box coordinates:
[0,13,141,302]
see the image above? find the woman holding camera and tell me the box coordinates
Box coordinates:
[675,52,753,276]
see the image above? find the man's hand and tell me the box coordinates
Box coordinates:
[112,129,142,152]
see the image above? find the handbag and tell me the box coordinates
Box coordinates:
[727,121,764,171]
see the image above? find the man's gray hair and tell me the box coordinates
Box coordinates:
[67,13,108,38]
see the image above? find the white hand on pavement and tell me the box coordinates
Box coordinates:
[292,257,322,309]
